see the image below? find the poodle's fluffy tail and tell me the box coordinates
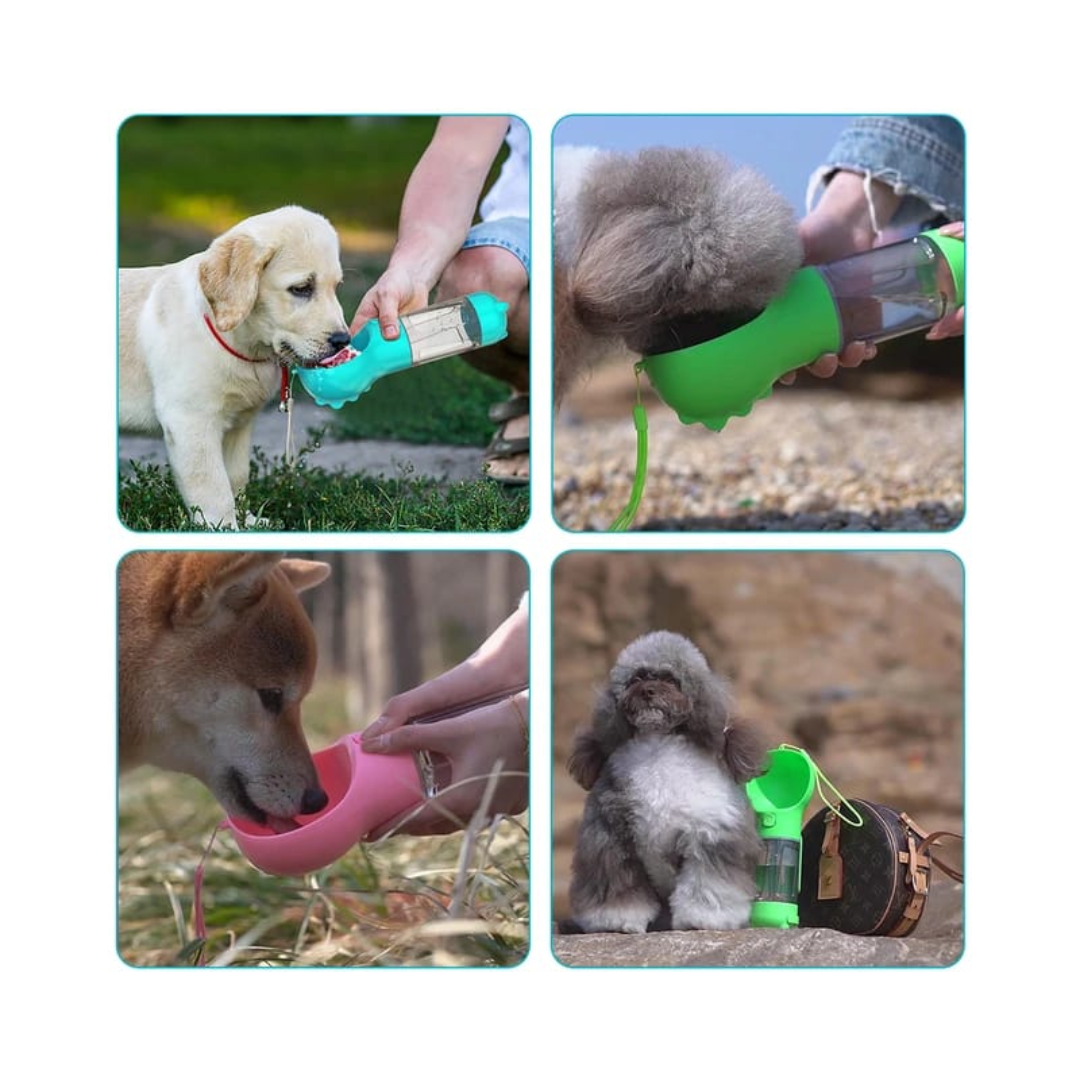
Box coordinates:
[564,147,803,355]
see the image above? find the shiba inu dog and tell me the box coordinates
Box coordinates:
[119,550,331,827]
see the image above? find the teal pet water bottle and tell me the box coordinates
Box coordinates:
[745,746,818,928]
[641,228,965,431]
[297,292,509,409]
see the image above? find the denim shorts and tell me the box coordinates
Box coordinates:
[462,215,531,276]
[809,115,965,228]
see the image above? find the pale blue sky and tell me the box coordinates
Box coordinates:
[553,114,854,216]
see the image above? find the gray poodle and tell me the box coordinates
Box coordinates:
[553,145,802,402]
[566,630,767,933]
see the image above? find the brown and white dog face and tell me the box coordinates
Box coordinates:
[119,552,332,826]
[197,206,350,366]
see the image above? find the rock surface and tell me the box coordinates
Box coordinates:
[553,881,963,967]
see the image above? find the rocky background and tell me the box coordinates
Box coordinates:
[550,551,964,966]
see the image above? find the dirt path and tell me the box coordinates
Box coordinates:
[119,399,486,485]
[555,366,964,532]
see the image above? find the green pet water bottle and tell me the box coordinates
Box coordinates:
[745,746,818,928]
[641,228,965,431]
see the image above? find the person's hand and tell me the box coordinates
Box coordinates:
[779,168,901,386]
[778,341,877,385]
[361,694,529,837]
[349,117,514,340]
[925,221,964,340]
[781,220,965,385]
[350,264,435,339]
[363,601,529,745]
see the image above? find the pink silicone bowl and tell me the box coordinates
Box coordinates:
[226,733,425,876]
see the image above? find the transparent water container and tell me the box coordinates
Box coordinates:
[818,234,960,347]
[400,295,492,364]
[755,837,802,905]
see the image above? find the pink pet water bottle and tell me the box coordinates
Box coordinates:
[225,685,528,876]
[226,734,432,875]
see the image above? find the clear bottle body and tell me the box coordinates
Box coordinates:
[755,837,801,904]
[400,297,484,365]
[818,235,959,347]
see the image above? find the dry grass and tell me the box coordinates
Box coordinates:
[117,681,529,968]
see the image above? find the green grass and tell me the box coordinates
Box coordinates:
[118,115,442,233]
[319,357,511,446]
[119,440,529,533]
[118,680,529,968]
[117,116,445,323]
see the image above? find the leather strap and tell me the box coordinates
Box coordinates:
[901,812,964,883]
[887,816,964,935]
[816,812,844,900]
[916,830,964,883]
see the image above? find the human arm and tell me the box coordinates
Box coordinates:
[779,169,897,383]
[362,595,528,743]
[350,116,512,337]
[791,218,965,374]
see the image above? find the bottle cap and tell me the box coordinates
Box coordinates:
[464,291,511,346]
[923,228,965,306]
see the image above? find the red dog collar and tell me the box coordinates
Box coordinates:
[203,314,291,409]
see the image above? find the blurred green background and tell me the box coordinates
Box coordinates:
[117,115,514,446]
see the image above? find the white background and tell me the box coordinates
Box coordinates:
[5,3,1073,1075]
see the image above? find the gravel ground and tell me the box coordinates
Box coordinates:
[554,386,964,532]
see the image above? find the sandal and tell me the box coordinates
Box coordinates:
[484,393,530,486]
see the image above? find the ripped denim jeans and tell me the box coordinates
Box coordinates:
[807,115,964,237]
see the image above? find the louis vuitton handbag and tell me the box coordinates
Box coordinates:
[798,799,963,937]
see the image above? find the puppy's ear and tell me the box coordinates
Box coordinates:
[567,687,631,790]
[567,729,607,791]
[723,718,769,785]
[685,668,735,752]
[199,232,276,331]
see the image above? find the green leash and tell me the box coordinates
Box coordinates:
[610,364,650,532]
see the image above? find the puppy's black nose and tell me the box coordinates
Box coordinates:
[301,786,329,815]
[327,331,352,350]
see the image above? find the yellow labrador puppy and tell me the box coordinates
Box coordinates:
[119,206,350,528]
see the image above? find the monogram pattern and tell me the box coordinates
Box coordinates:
[798,800,925,937]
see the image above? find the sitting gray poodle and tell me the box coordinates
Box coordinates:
[553,145,802,402]
[566,630,767,933]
